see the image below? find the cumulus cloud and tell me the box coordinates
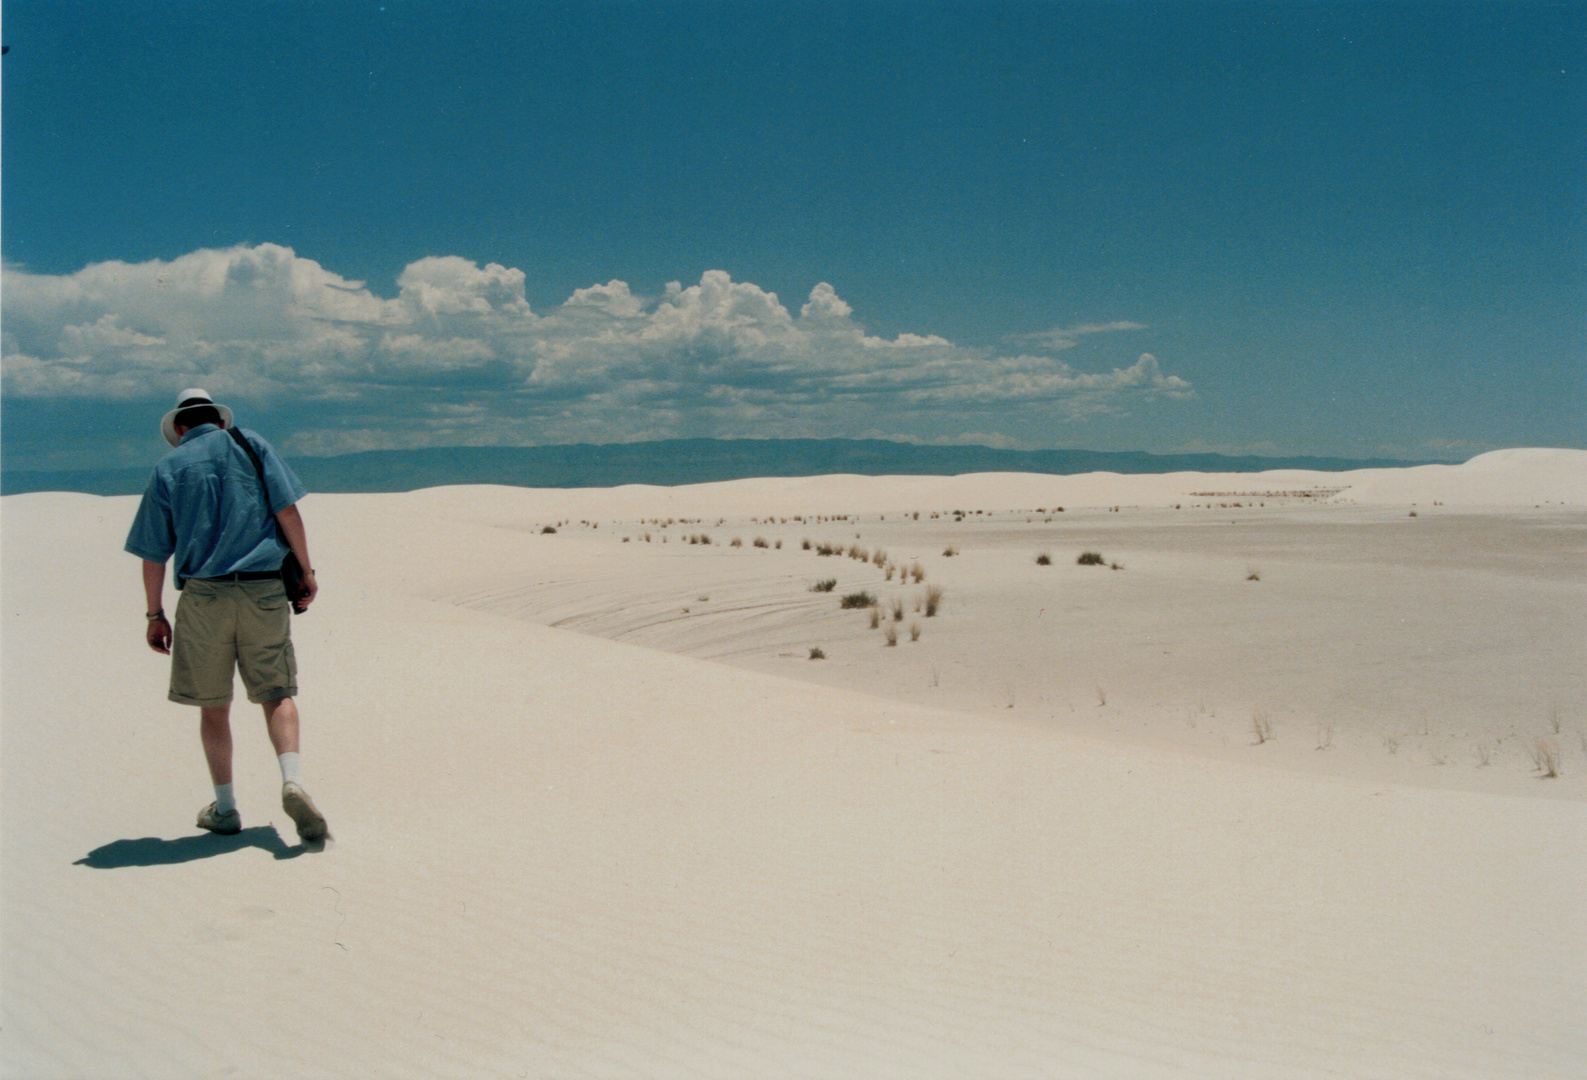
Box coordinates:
[2,244,1193,451]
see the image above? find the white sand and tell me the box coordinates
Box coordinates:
[3,449,1584,1078]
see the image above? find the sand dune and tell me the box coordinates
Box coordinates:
[3,450,1583,1077]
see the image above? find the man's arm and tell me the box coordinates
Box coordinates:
[274,503,318,609]
[142,559,171,654]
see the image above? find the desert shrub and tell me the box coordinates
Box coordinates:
[872,548,888,567]
[943,544,959,557]
[1035,553,1052,565]
[1532,738,1561,778]
[840,590,877,609]
[868,607,882,629]
[730,537,743,547]
[811,578,838,593]
[883,623,898,646]
[910,563,926,583]
[541,525,557,534]
[1252,713,1273,744]
[1247,569,1261,581]
[1077,551,1105,565]
[802,538,813,550]
[891,598,904,621]
[809,647,826,660]
[924,585,944,617]
[753,537,769,548]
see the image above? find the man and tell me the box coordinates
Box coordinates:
[125,388,329,843]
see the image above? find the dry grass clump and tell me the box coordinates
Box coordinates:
[1035,552,1052,565]
[909,622,922,642]
[810,578,837,593]
[1252,712,1274,744]
[753,536,770,548]
[883,622,898,646]
[730,536,743,547]
[942,544,959,557]
[868,607,882,629]
[909,563,926,583]
[890,598,904,622]
[1077,551,1105,565]
[808,646,826,660]
[872,547,888,567]
[840,590,878,609]
[923,585,944,617]
[1247,569,1261,581]
[1531,738,1561,778]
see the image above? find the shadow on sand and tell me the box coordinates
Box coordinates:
[74,825,320,868]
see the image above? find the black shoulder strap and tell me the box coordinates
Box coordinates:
[229,428,271,504]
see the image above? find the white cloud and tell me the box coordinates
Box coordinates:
[2,244,1194,449]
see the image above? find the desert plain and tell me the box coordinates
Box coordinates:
[3,448,1584,1078]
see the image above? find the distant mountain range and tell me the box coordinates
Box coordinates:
[1,438,1452,497]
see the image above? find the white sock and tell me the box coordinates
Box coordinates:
[278,752,303,787]
[214,782,236,815]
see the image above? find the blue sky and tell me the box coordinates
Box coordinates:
[3,0,1582,471]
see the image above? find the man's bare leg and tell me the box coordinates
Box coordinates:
[262,696,299,756]
[199,705,234,785]
[197,705,241,832]
[264,696,327,841]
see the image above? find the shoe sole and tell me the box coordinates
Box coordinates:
[283,786,328,842]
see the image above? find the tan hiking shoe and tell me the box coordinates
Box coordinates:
[197,802,242,835]
[282,782,329,842]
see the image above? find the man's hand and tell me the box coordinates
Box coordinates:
[147,614,172,654]
[295,569,319,611]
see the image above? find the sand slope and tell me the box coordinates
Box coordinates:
[3,451,1584,1078]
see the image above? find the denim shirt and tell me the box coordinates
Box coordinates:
[124,425,308,588]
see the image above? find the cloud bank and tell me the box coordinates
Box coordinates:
[2,244,1192,454]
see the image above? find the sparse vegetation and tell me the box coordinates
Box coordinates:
[942,544,959,557]
[890,598,904,622]
[1247,569,1261,582]
[923,585,944,617]
[811,578,838,593]
[883,623,898,646]
[909,622,921,642]
[868,607,882,629]
[1252,712,1273,744]
[1077,551,1105,565]
[909,563,926,583]
[1531,738,1561,778]
[809,647,826,660]
[541,525,557,534]
[1035,553,1052,566]
[840,590,877,609]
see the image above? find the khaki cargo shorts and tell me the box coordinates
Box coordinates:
[169,578,298,707]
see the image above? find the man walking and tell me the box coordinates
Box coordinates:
[126,389,329,843]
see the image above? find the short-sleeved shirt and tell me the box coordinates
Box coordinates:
[124,424,308,589]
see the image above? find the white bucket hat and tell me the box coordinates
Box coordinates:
[160,387,234,447]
